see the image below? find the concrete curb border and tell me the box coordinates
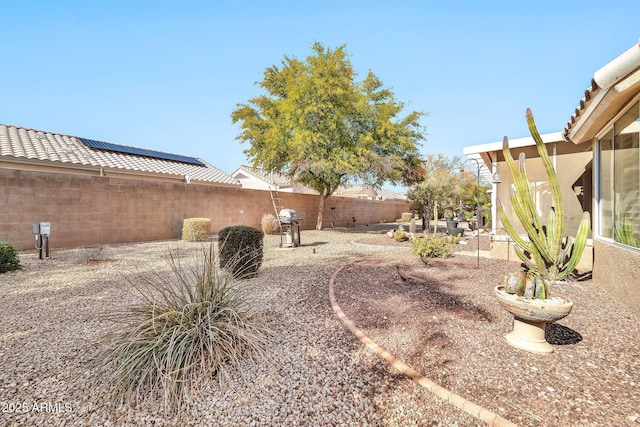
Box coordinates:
[329,261,517,427]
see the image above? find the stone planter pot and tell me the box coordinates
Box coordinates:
[447,227,464,237]
[494,285,573,354]
[446,220,458,229]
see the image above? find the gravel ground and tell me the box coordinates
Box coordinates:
[1,228,638,426]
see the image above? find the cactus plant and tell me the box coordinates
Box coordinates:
[497,109,590,297]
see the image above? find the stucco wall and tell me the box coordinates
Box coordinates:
[0,168,410,250]
[495,142,593,236]
[593,240,640,317]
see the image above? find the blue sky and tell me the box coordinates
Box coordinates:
[1,0,639,188]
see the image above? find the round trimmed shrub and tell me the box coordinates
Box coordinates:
[0,241,20,273]
[181,218,211,242]
[218,225,264,278]
[393,230,408,241]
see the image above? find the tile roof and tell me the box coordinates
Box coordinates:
[0,123,239,185]
[234,165,293,186]
[562,79,600,141]
[374,188,408,201]
[232,166,406,199]
[564,42,640,142]
[335,185,407,201]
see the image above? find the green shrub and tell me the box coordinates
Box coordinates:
[182,218,211,242]
[462,210,474,221]
[102,244,272,413]
[218,225,264,278]
[443,234,461,244]
[411,236,451,263]
[261,213,278,235]
[0,242,20,273]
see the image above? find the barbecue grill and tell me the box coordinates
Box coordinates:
[278,209,299,224]
[278,208,302,247]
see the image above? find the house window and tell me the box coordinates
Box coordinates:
[597,101,640,249]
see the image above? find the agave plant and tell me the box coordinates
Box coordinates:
[497,109,590,298]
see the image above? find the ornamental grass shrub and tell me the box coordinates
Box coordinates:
[261,213,278,235]
[101,244,272,413]
[0,242,20,273]
[218,225,264,279]
[181,218,211,242]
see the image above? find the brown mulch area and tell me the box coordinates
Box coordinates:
[332,252,640,426]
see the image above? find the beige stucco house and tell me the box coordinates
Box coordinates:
[464,42,640,316]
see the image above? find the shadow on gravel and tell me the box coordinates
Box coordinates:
[407,279,495,323]
[299,241,329,247]
[546,323,583,345]
[346,262,496,326]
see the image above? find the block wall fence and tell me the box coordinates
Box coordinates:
[0,168,411,251]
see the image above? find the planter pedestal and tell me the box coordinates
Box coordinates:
[505,317,553,354]
[494,285,573,354]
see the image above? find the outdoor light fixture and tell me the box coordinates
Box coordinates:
[492,164,502,184]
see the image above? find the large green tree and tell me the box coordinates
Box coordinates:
[232,42,425,229]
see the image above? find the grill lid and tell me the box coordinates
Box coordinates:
[279,208,299,222]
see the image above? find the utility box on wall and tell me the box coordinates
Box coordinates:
[31,221,51,259]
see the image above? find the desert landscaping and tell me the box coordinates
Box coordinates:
[1,226,639,426]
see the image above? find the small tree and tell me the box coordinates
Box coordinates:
[408,154,485,233]
[408,153,460,232]
[457,165,491,227]
[232,42,426,230]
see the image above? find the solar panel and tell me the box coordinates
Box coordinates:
[78,138,205,166]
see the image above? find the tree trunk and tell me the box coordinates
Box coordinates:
[421,210,428,233]
[423,201,433,233]
[316,194,326,230]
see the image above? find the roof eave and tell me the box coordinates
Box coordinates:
[463,131,565,156]
[0,156,101,173]
[0,156,241,186]
[564,42,640,144]
[566,77,640,144]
